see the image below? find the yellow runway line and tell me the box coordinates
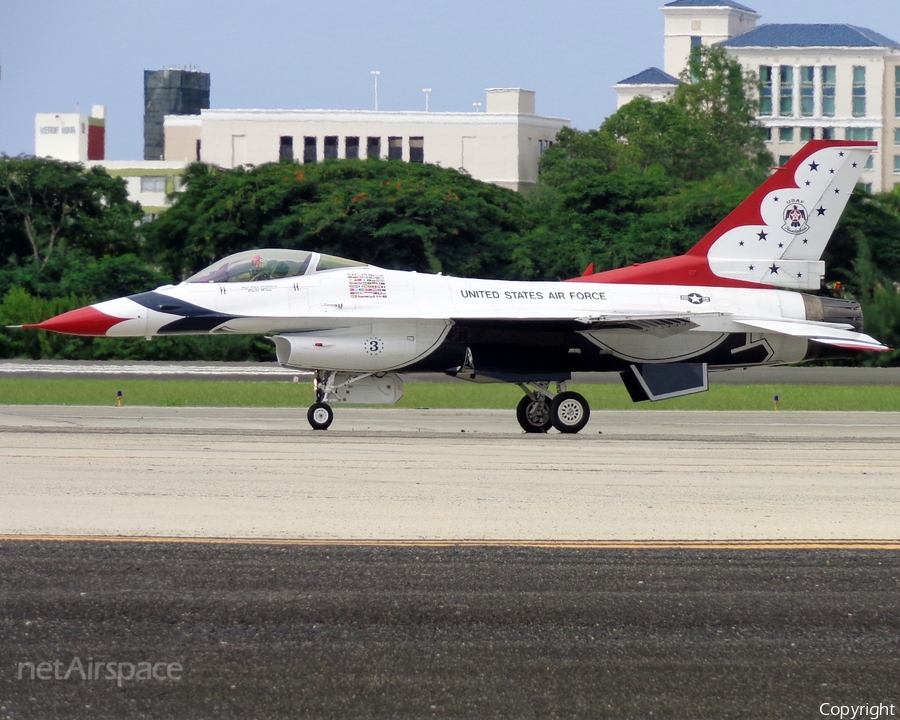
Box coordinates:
[1,536,900,550]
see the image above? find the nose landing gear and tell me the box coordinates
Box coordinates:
[307,401,334,430]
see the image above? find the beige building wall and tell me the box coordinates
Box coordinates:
[662,4,759,77]
[613,83,677,109]
[164,116,202,162]
[729,47,900,191]
[164,90,568,192]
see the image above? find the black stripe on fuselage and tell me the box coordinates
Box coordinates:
[127,291,239,335]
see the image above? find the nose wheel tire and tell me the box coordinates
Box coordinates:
[516,395,552,433]
[307,402,334,430]
[550,391,590,434]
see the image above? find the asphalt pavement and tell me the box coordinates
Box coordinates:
[1,541,898,719]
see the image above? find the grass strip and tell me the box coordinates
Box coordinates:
[0,378,898,411]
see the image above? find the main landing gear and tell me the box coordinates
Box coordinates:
[516,381,591,434]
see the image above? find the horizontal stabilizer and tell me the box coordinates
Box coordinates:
[620,363,709,403]
[734,318,890,352]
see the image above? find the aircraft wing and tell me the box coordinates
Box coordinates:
[733,317,891,353]
[454,312,725,338]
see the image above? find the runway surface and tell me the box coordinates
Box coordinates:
[3,406,899,717]
[0,405,898,540]
[2,540,899,719]
[2,359,900,384]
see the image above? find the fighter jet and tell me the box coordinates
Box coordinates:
[20,140,889,432]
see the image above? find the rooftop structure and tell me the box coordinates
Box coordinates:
[144,69,210,161]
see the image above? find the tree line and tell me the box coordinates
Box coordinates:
[2,48,898,364]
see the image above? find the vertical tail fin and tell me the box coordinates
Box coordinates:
[574,140,875,289]
[689,140,875,290]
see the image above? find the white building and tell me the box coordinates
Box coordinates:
[164,88,569,192]
[615,0,900,191]
[35,105,107,163]
[85,160,189,216]
[613,67,681,109]
[34,105,188,214]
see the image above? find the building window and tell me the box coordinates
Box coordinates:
[303,136,317,163]
[894,128,900,146]
[845,128,874,141]
[409,137,424,163]
[538,139,554,156]
[779,127,794,143]
[324,136,338,160]
[779,66,794,117]
[895,67,900,117]
[140,176,166,193]
[852,66,867,118]
[688,37,703,80]
[778,155,792,166]
[367,136,381,159]
[195,139,201,161]
[759,66,773,116]
[893,155,900,174]
[863,183,873,193]
[822,127,836,140]
[800,127,814,142]
[388,136,403,160]
[345,136,360,160]
[279,136,294,162]
[865,156,874,170]
[765,127,772,141]
[690,35,702,56]
[822,66,836,118]
[800,66,814,117]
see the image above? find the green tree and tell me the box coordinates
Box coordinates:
[672,45,772,180]
[518,46,772,280]
[146,160,530,281]
[0,156,142,268]
[827,188,900,301]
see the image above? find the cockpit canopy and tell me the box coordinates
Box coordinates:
[184,249,366,284]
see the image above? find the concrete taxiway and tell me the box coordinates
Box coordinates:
[1,405,897,540]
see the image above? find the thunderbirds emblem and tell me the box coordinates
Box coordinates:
[782,202,810,235]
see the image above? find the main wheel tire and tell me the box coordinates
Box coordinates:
[550,391,590,434]
[307,402,334,430]
[516,395,552,433]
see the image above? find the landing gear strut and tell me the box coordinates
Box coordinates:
[516,382,590,434]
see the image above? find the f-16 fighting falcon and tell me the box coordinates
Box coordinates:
[18,141,890,432]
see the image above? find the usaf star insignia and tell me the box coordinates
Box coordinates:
[681,292,710,305]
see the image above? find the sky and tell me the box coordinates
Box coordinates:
[2,0,900,160]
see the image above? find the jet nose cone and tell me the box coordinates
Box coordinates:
[23,305,127,336]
